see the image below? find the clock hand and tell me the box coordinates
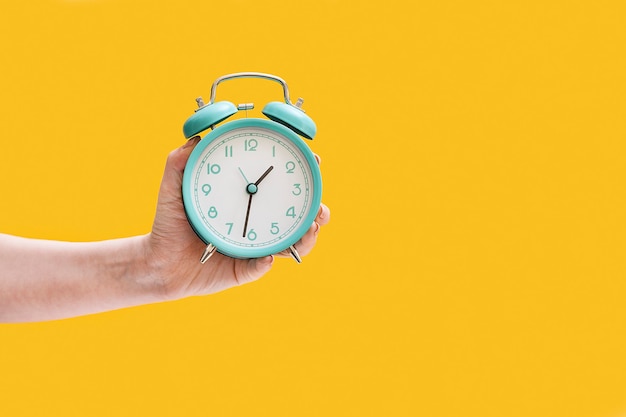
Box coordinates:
[242,193,253,238]
[237,167,250,184]
[242,166,274,238]
[254,165,274,186]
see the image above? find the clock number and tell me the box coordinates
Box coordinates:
[201,184,212,196]
[208,206,218,218]
[225,222,234,235]
[286,206,296,218]
[292,184,302,196]
[285,161,296,174]
[225,145,233,157]
[247,229,257,241]
[244,139,258,152]
[270,222,280,235]
[207,163,221,175]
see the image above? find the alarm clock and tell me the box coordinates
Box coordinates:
[181,72,322,264]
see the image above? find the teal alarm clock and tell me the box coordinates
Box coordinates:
[181,72,322,264]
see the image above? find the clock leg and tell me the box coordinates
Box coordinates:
[200,243,217,264]
[288,245,302,264]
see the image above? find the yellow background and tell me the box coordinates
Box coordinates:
[0,0,625,416]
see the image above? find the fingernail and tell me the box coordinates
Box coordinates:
[183,136,201,149]
[314,222,320,235]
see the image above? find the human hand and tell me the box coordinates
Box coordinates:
[145,137,330,301]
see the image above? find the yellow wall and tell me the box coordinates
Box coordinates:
[1,1,625,416]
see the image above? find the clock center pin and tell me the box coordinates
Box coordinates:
[246,183,258,194]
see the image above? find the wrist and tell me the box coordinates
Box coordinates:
[134,233,172,303]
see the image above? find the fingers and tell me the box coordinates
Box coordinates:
[236,255,274,285]
[272,202,330,259]
[275,221,320,259]
[296,221,321,257]
[316,203,330,226]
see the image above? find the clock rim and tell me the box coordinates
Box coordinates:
[182,118,323,259]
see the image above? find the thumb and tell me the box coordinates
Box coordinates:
[159,136,200,201]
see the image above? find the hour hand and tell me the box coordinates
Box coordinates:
[253,165,274,186]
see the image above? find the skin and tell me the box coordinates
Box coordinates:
[0,137,330,322]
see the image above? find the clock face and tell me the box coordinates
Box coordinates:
[182,118,322,259]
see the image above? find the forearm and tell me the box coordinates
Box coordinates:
[0,233,163,322]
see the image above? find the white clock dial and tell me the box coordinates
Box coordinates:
[189,127,314,249]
